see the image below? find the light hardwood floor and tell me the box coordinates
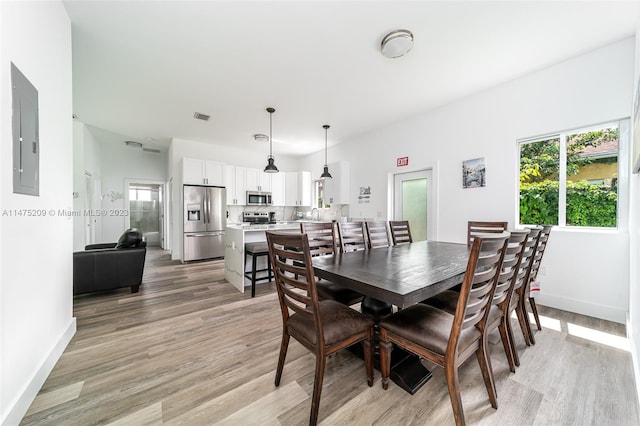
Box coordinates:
[21,248,639,425]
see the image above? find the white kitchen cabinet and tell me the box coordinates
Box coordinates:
[224,165,246,205]
[245,168,272,192]
[323,160,350,205]
[271,172,285,206]
[183,157,225,186]
[285,171,311,206]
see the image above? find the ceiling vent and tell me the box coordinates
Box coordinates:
[125,141,143,148]
[143,147,161,154]
[193,112,211,121]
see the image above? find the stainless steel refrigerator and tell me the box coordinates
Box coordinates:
[183,185,226,262]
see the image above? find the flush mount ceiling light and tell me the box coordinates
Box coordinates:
[380,29,414,58]
[124,141,143,149]
[320,125,332,179]
[253,133,269,142]
[263,107,279,173]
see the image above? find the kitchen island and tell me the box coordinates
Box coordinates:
[224,222,301,293]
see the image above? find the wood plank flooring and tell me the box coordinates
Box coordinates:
[21,248,639,425]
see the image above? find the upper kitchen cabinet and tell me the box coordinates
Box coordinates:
[224,165,246,205]
[285,171,311,206]
[245,168,272,192]
[323,160,350,205]
[271,172,285,206]
[183,157,225,186]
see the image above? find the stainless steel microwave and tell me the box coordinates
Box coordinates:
[246,191,272,206]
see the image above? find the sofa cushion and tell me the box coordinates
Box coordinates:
[116,228,144,248]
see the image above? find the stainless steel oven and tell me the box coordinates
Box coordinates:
[246,191,272,206]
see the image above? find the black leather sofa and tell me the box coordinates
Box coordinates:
[73,229,147,295]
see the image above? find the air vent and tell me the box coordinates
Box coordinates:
[143,147,161,154]
[124,141,143,148]
[193,112,211,121]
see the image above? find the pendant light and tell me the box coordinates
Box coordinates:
[264,107,279,173]
[320,124,332,179]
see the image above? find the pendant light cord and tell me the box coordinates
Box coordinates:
[269,110,273,157]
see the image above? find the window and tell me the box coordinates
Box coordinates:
[519,122,620,228]
[313,179,330,209]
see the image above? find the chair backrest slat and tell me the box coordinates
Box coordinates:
[467,221,508,247]
[493,229,529,307]
[267,232,324,341]
[452,233,509,340]
[528,225,552,282]
[365,221,391,249]
[301,222,336,257]
[337,221,367,253]
[389,220,413,245]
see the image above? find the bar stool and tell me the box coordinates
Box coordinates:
[244,242,273,297]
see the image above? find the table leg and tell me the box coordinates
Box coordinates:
[359,296,432,395]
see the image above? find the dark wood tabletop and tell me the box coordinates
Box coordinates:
[312,240,471,308]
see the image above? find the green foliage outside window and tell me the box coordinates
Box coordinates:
[519,127,618,228]
[520,181,617,227]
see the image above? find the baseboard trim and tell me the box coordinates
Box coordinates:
[2,317,76,426]
[536,293,626,324]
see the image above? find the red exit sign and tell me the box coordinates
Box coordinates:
[397,156,409,167]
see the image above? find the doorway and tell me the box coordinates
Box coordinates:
[128,183,164,247]
[84,172,94,245]
[393,169,433,241]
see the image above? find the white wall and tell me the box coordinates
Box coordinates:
[302,37,635,323]
[93,126,167,243]
[0,2,75,424]
[168,137,299,260]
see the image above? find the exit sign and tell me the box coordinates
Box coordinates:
[397,157,409,167]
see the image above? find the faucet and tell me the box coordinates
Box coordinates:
[311,208,319,221]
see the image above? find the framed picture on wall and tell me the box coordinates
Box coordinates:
[462,157,486,188]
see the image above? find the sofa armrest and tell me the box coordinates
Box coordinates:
[85,243,117,250]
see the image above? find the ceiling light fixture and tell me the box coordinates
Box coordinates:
[253,133,269,142]
[381,29,414,58]
[263,107,279,173]
[320,124,332,179]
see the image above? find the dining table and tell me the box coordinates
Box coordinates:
[312,240,471,394]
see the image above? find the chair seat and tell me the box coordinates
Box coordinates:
[288,300,374,347]
[316,281,364,306]
[380,304,480,356]
[245,242,270,255]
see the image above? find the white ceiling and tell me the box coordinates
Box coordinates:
[63,1,640,156]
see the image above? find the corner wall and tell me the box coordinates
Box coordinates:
[0,2,75,424]
[302,37,635,323]
[628,17,640,416]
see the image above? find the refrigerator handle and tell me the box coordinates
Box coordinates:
[204,189,209,224]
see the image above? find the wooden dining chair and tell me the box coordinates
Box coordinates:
[467,221,508,246]
[425,229,529,374]
[336,221,367,253]
[510,226,542,349]
[523,224,552,341]
[379,232,509,426]
[389,220,413,245]
[266,231,374,426]
[301,222,364,306]
[365,221,391,249]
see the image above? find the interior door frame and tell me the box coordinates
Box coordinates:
[124,178,167,249]
[389,164,438,241]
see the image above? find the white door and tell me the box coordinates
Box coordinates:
[393,169,433,241]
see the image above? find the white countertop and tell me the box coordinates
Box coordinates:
[226,221,331,231]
